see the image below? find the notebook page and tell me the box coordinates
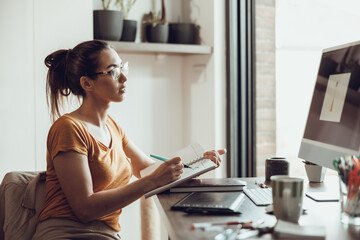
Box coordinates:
[140,142,217,198]
[169,142,205,163]
[179,158,216,179]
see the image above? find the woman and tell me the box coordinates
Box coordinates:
[33,40,225,239]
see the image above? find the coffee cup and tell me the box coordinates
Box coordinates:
[271,175,304,223]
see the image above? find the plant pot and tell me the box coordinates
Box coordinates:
[93,10,123,41]
[168,23,199,44]
[305,164,326,182]
[121,19,137,42]
[145,24,169,43]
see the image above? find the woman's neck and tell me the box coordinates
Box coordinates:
[72,98,110,127]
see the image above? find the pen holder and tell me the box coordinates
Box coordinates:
[335,155,360,225]
[339,175,360,225]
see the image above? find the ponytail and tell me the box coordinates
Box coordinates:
[45,49,71,121]
[45,40,110,122]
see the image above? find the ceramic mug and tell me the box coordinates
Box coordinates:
[271,175,304,223]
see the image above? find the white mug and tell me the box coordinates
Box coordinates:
[271,175,304,223]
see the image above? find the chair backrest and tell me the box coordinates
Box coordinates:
[0,171,46,240]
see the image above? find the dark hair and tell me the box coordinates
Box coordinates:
[45,40,111,121]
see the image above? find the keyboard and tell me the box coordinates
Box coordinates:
[243,187,273,206]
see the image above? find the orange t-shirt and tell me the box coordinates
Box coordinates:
[38,114,132,232]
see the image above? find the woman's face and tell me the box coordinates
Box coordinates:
[90,48,127,103]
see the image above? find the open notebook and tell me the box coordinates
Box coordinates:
[140,143,218,198]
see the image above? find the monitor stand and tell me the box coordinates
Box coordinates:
[304,163,326,182]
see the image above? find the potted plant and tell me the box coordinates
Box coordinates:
[143,0,168,43]
[116,0,137,42]
[168,0,200,45]
[168,22,200,44]
[93,0,124,41]
[303,160,326,182]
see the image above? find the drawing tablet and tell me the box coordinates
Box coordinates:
[171,192,245,215]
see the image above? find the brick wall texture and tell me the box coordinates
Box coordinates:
[255,0,276,176]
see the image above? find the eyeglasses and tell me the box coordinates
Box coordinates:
[88,62,129,80]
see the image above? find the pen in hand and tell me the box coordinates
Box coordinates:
[150,154,192,169]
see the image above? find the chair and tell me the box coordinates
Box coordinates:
[0,171,46,240]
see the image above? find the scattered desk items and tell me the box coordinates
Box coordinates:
[191,220,253,230]
[170,178,246,193]
[273,220,326,240]
[213,219,273,240]
[306,191,339,202]
[140,142,217,198]
[171,192,245,215]
[255,181,269,188]
[214,228,235,240]
[198,225,224,232]
[236,229,260,240]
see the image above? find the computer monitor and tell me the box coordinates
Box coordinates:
[298,40,360,170]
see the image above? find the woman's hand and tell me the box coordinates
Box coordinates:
[203,149,226,167]
[150,157,184,188]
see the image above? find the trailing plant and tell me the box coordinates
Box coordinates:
[101,0,112,10]
[115,0,136,19]
[143,0,166,27]
[144,11,163,27]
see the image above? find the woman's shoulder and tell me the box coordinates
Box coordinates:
[50,114,83,132]
[47,114,89,145]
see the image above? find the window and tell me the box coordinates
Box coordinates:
[255,0,360,177]
[226,0,256,177]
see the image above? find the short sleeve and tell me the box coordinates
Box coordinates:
[47,116,89,160]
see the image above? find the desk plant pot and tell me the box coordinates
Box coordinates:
[305,163,326,182]
[145,24,169,43]
[93,10,123,41]
[121,19,137,42]
[168,23,199,44]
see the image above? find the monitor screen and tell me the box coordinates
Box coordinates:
[298,41,360,170]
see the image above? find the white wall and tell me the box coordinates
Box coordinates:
[0,0,93,179]
[0,0,36,176]
[34,0,94,171]
[276,0,360,160]
[0,0,226,239]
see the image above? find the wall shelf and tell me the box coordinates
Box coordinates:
[107,41,212,55]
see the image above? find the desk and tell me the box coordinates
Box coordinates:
[154,176,360,240]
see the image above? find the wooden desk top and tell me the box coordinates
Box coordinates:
[155,176,360,240]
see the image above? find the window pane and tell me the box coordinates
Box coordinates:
[256,0,360,177]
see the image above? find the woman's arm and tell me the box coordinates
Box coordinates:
[53,150,183,223]
[123,140,156,178]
